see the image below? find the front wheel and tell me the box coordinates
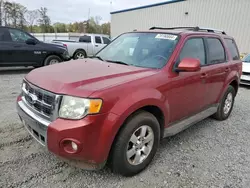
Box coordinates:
[212,85,236,121]
[44,55,62,66]
[110,111,160,177]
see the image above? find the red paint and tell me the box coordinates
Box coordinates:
[25,30,242,166]
[178,58,201,72]
[17,95,22,102]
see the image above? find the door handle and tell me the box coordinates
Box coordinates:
[225,67,230,72]
[200,73,207,78]
[95,44,98,47]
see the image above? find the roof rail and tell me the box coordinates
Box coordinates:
[149,26,226,35]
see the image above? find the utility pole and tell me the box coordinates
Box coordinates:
[86,8,90,33]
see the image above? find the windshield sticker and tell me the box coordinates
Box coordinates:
[155,34,177,40]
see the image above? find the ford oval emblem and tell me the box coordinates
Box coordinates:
[29,93,38,104]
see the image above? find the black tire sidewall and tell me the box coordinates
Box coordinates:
[44,55,62,66]
[73,50,86,59]
[111,111,160,176]
[219,86,236,120]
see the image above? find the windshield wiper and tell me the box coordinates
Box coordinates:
[91,56,104,61]
[106,60,129,66]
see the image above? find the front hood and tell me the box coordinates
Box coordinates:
[242,62,250,72]
[25,59,157,97]
[44,42,66,50]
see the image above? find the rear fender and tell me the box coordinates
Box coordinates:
[217,71,239,103]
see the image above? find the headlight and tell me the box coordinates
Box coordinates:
[59,96,102,120]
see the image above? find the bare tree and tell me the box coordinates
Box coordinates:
[25,10,39,32]
[38,7,51,33]
[2,2,27,28]
[0,0,4,26]
[17,4,27,29]
[3,1,12,26]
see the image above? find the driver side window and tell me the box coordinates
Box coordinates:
[8,28,33,42]
[176,38,206,67]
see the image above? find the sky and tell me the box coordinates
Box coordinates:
[13,0,166,24]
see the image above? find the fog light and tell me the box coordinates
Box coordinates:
[71,141,78,151]
[60,139,82,154]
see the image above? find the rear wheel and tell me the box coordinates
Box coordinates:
[73,50,87,59]
[213,85,236,120]
[110,111,160,177]
[44,55,62,66]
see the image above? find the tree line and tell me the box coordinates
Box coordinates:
[0,0,110,35]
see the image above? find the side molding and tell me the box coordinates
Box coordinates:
[164,104,218,138]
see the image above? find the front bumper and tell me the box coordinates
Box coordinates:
[61,51,71,61]
[16,99,120,169]
[17,100,50,146]
[240,74,250,85]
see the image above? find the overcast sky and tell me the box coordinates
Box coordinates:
[13,0,166,24]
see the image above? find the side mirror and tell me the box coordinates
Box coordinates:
[26,38,37,45]
[176,58,201,72]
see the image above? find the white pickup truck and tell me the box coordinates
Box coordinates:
[52,34,111,59]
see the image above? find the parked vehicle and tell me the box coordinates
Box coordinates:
[240,53,250,85]
[52,34,111,59]
[0,26,70,67]
[16,26,242,177]
[240,53,247,59]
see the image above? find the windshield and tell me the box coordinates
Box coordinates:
[96,32,179,69]
[243,54,250,63]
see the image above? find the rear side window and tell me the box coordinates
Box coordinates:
[179,38,206,66]
[79,35,91,43]
[95,36,102,44]
[206,38,226,64]
[225,39,240,60]
[0,28,5,41]
[0,28,11,41]
[102,37,110,44]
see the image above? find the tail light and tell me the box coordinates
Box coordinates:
[63,43,68,50]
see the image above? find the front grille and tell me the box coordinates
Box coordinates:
[242,72,250,76]
[22,81,56,119]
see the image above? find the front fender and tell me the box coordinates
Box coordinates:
[110,88,169,131]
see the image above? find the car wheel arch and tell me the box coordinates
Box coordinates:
[218,76,239,103]
[105,90,169,154]
[106,103,166,166]
[73,49,87,58]
[229,79,238,95]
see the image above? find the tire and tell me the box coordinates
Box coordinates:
[110,111,160,177]
[44,55,62,66]
[212,85,236,121]
[73,50,87,59]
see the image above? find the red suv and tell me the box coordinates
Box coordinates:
[16,27,242,176]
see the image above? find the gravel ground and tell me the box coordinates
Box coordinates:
[1,67,250,188]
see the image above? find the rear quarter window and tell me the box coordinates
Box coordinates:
[79,35,91,43]
[225,39,240,60]
[206,38,226,64]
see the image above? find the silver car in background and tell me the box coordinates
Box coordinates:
[241,54,250,85]
[52,34,111,59]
